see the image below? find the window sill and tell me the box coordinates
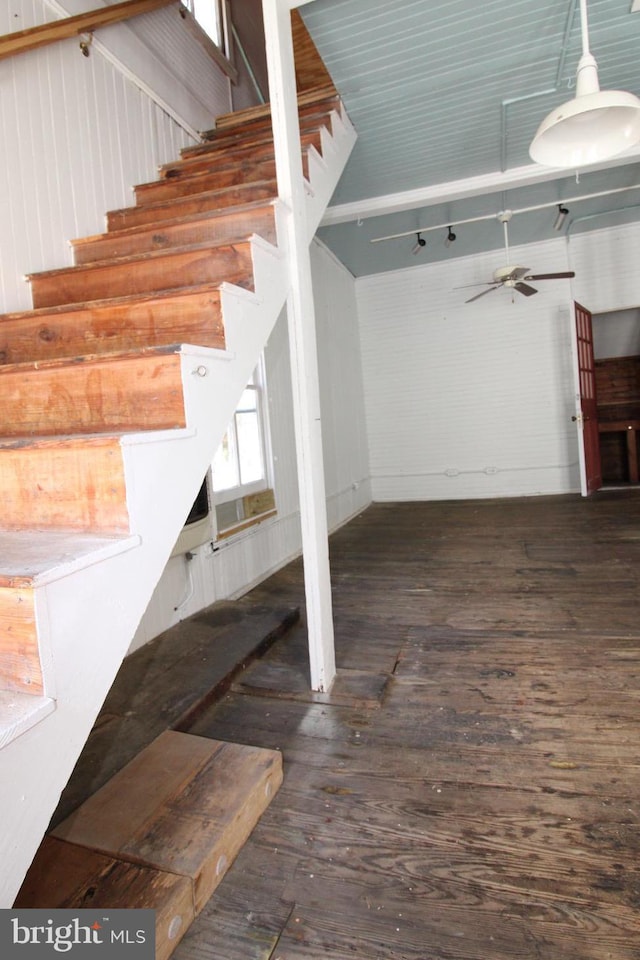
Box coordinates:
[216,508,277,541]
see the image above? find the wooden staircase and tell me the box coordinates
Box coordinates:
[0,85,356,907]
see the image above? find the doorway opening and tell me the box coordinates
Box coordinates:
[593,306,640,487]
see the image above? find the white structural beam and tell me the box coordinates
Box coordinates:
[262,0,336,692]
[322,148,640,226]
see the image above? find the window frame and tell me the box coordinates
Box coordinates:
[211,358,273,510]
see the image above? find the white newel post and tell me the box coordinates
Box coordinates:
[261,0,336,691]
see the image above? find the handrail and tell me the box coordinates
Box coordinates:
[0,0,177,61]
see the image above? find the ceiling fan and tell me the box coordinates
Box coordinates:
[463,212,575,303]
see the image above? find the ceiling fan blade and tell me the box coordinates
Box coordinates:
[523,271,576,281]
[514,282,538,297]
[465,286,499,304]
[453,281,500,290]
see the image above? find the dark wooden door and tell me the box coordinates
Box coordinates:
[574,302,601,495]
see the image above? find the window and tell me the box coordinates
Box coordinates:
[183,0,229,55]
[211,361,275,535]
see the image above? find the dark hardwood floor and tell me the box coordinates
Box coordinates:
[170,489,640,960]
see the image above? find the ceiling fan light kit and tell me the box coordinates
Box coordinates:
[529,0,640,168]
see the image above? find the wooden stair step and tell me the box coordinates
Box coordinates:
[0,529,139,587]
[0,346,188,436]
[211,83,338,132]
[28,240,254,309]
[107,179,278,232]
[133,157,284,205]
[160,129,323,181]
[0,284,225,366]
[0,434,129,533]
[15,836,194,960]
[45,730,283,914]
[189,95,341,159]
[72,200,277,265]
[180,107,336,161]
[0,585,42,694]
[0,530,138,702]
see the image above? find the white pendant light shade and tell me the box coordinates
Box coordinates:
[530,54,640,167]
[529,0,640,168]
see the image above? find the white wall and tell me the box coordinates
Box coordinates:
[356,235,582,502]
[132,239,371,647]
[0,0,242,312]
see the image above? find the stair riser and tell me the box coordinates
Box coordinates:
[0,353,186,436]
[208,88,339,136]
[0,588,41,695]
[134,159,280,206]
[30,244,253,309]
[162,130,322,181]
[180,114,328,161]
[107,181,277,232]
[0,289,224,365]
[73,205,276,266]
[0,438,129,533]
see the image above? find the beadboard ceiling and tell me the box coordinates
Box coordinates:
[299,0,640,276]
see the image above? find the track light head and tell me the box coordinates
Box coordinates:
[412,232,426,255]
[445,226,456,247]
[554,204,569,231]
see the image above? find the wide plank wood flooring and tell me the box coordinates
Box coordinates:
[174,491,640,960]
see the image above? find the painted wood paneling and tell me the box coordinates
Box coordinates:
[0,0,240,314]
[357,236,581,502]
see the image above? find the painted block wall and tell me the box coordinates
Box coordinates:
[131,239,372,648]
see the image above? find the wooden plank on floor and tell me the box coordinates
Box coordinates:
[15,836,194,960]
[52,731,283,913]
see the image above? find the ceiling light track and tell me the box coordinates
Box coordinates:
[370,183,640,244]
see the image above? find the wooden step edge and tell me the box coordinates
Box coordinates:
[181,111,335,159]
[212,83,338,130]
[0,342,183,377]
[132,157,283,199]
[26,237,255,283]
[0,691,56,749]
[193,95,342,149]
[160,127,324,177]
[0,530,141,589]
[70,198,278,252]
[0,282,225,325]
[107,178,278,223]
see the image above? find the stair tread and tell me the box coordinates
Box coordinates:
[211,84,338,131]
[0,529,139,586]
[72,197,277,249]
[26,236,256,282]
[108,178,278,221]
[0,692,56,749]
[0,281,225,324]
[0,341,183,376]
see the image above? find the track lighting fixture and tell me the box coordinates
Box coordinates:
[529,0,640,167]
[553,204,569,231]
[445,226,456,247]
[412,232,426,255]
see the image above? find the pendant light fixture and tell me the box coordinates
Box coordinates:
[529,0,640,168]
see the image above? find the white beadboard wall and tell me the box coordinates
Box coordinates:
[0,0,237,313]
[132,239,371,648]
[356,235,582,502]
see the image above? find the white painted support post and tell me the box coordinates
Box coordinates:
[262,0,336,691]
